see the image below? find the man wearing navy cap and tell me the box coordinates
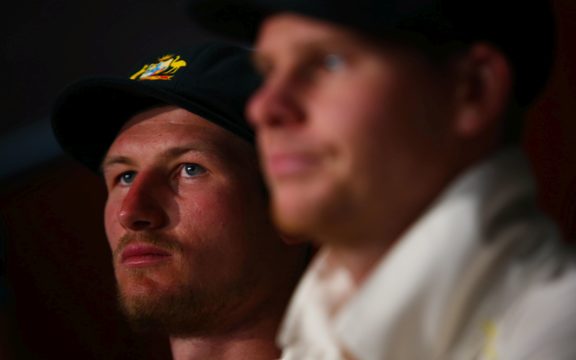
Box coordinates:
[51,42,308,360]
[189,2,576,359]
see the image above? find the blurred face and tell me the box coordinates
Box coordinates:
[103,106,301,336]
[248,14,459,245]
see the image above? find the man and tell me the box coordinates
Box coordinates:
[51,42,307,360]
[188,2,576,359]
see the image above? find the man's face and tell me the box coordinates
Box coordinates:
[248,14,459,245]
[103,105,300,336]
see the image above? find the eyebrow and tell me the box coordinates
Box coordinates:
[165,145,212,159]
[254,38,349,70]
[100,156,135,174]
[100,144,220,173]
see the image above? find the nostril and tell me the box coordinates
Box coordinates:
[118,202,168,231]
[131,220,152,231]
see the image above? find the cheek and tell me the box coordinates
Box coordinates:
[178,189,257,273]
[177,186,249,242]
[310,70,398,136]
[103,197,121,249]
[181,188,232,223]
[310,82,393,162]
[308,76,427,200]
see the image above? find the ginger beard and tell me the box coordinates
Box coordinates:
[112,232,261,337]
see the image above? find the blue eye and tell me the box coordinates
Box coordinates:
[323,54,345,71]
[119,171,136,185]
[181,163,206,178]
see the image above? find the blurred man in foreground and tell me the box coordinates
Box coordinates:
[51,42,307,360]
[189,1,576,359]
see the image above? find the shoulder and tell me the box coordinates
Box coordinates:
[494,264,576,359]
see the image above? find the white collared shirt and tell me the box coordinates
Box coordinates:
[279,149,576,360]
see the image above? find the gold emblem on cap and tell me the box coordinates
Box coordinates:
[130,54,187,81]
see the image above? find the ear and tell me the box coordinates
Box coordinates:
[452,43,512,137]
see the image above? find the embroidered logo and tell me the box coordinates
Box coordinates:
[130,54,187,81]
[481,320,499,360]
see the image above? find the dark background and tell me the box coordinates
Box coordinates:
[0,0,208,358]
[0,1,575,359]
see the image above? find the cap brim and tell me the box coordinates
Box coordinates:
[52,77,253,172]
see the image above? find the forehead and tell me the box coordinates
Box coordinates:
[255,13,456,69]
[105,105,254,166]
[117,106,231,146]
[253,12,418,73]
[256,13,363,53]
[121,105,217,136]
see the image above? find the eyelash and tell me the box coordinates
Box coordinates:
[321,53,346,72]
[179,163,206,178]
[257,53,347,80]
[299,53,347,80]
[117,171,136,186]
[113,163,207,187]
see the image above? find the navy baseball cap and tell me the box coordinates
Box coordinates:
[51,42,260,172]
[188,0,556,106]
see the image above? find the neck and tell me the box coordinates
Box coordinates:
[323,237,395,286]
[169,317,282,360]
[319,148,494,286]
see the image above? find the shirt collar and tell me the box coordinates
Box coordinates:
[279,148,537,360]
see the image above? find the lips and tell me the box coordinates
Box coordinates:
[265,152,319,180]
[120,243,172,267]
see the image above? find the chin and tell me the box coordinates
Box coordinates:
[271,181,355,243]
[117,282,219,336]
[271,189,325,238]
[116,270,170,297]
[117,277,165,311]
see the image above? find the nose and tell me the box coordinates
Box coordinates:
[117,172,168,231]
[247,75,304,130]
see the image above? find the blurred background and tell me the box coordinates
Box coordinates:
[0,0,575,358]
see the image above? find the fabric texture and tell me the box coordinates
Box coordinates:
[279,148,576,360]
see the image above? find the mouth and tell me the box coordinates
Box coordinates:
[120,243,172,268]
[265,152,319,180]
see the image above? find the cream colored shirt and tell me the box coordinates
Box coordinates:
[279,149,576,360]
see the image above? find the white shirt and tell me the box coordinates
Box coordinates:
[279,149,576,360]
